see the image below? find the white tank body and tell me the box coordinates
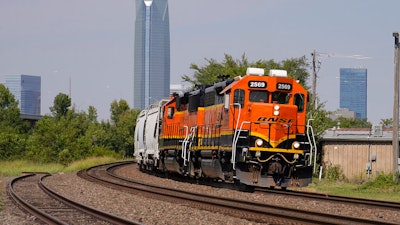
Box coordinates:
[134,100,169,167]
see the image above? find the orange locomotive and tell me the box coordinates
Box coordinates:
[135,68,316,190]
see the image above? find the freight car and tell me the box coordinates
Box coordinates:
[134,68,316,191]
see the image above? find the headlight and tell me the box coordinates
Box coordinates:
[293,141,300,149]
[293,153,299,159]
[273,105,280,116]
[256,139,263,147]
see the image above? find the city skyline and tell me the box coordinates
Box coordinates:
[0,1,399,124]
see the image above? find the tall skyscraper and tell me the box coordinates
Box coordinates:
[134,0,170,110]
[339,68,367,119]
[4,74,41,115]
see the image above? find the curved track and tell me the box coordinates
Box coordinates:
[79,161,399,225]
[8,172,142,225]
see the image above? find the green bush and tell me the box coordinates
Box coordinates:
[323,163,347,182]
[357,173,400,192]
[58,149,73,166]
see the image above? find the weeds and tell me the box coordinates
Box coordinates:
[323,163,347,182]
[0,156,122,177]
[357,173,400,192]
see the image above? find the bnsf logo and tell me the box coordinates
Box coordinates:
[257,117,294,123]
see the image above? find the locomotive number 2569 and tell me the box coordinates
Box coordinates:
[248,81,267,88]
[277,83,292,91]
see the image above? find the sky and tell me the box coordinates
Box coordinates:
[1,1,399,124]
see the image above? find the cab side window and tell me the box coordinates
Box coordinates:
[167,107,174,119]
[233,89,245,108]
[294,94,305,112]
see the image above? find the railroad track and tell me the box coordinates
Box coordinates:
[8,172,142,225]
[79,161,399,225]
[258,188,400,210]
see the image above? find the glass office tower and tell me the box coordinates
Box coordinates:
[339,68,367,119]
[4,74,41,115]
[134,0,170,110]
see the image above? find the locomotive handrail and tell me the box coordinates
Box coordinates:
[181,126,197,167]
[306,119,317,172]
[187,126,197,163]
[181,126,189,166]
[232,121,251,170]
[231,103,242,170]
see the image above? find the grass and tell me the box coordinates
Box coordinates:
[0,156,125,211]
[0,156,123,177]
[303,176,400,202]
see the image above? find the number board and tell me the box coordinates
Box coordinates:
[276,82,292,91]
[248,81,267,88]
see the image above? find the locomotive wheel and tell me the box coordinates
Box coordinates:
[238,183,255,193]
[139,162,145,171]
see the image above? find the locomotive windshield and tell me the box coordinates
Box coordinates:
[272,92,290,104]
[249,90,268,103]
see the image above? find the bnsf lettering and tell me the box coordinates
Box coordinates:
[257,117,294,123]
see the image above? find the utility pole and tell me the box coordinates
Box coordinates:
[393,32,399,181]
[69,77,71,98]
[311,50,317,108]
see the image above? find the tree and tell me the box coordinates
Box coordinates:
[110,99,130,124]
[330,117,372,128]
[88,105,98,123]
[281,56,310,89]
[106,99,140,156]
[0,84,27,160]
[306,98,333,142]
[0,84,21,127]
[182,53,309,88]
[380,118,393,128]
[26,107,102,164]
[50,93,71,119]
[116,109,140,156]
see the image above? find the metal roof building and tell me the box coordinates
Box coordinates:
[321,127,400,179]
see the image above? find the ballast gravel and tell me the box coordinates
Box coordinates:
[1,163,399,225]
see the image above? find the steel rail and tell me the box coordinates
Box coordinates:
[79,162,399,225]
[259,188,400,210]
[39,173,143,225]
[8,173,69,225]
[8,171,143,225]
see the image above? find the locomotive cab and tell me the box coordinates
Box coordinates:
[222,68,313,189]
